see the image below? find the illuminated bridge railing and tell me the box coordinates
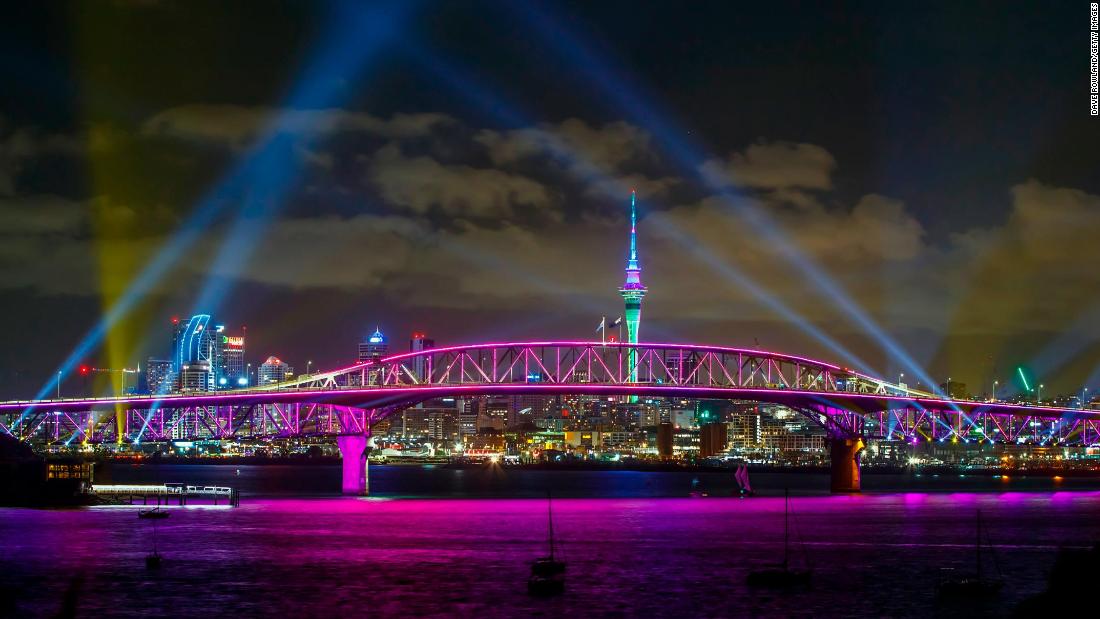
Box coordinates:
[268,341,897,395]
[3,342,1100,445]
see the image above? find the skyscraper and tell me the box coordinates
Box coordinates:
[219,330,246,387]
[173,314,219,391]
[358,327,389,363]
[145,358,174,395]
[619,190,647,385]
[410,332,435,381]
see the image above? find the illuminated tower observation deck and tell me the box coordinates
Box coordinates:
[619,190,647,385]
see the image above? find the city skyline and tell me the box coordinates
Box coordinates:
[1,2,1099,400]
[3,4,1100,617]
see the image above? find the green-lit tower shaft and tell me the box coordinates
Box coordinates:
[619,190,647,387]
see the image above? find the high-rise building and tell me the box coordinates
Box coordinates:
[619,190,647,387]
[219,330,246,388]
[173,314,220,391]
[410,332,435,381]
[145,358,174,395]
[457,399,478,438]
[258,356,291,385]
[358,327,388,363]
[427,409,458,442]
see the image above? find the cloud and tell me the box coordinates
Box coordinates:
[477,118,655,170]
[0,123,83,196]
[475,118,676,207]
[368,142,554,220]
[699,141,836,191]
[0,195,86,236]
[141,105,454,148]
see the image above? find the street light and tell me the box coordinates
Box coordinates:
[307,360,313,375]
[1038,384,1044,403]
[1083,387,1091,409]
[992,380,998,402]
[56,371,61,398]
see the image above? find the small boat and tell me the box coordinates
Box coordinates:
[747,489,811,587]
[528,493,565,596]
[138,508,169,520]
[937,509,1004,598]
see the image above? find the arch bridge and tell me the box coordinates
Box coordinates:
[3,342,1097,494]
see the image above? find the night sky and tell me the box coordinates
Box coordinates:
[1,0,1098,399]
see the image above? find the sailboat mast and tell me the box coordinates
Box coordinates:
[976,509,981,580]
[783,488,790,569]
[548,493,555,560]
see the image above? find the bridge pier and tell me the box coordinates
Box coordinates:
[829,437,864,493]
[337,434,370,496]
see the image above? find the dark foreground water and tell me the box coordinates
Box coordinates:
[2,466,1100,618]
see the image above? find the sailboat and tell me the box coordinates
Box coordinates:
[747,489,811,587]
[937,509,1003,598]
[528,493,566,596]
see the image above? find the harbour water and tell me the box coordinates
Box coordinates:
[2,465,1099,617]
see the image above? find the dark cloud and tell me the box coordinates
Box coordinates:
[0,121,83,196]
[141,105,455,149]
[368,142,555,221]
[700,141,837,191]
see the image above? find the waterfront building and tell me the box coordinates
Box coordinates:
[456,399,478,438]
[699,422,727,457]
[656,422,673,458]
[478,396,509,432]
[258,356,292,385]
[426,408,458,441]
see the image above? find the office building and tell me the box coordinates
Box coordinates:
[258,356,292,385]
[410,332,435,381]
[145,358,174,395]
[358,327,388,363]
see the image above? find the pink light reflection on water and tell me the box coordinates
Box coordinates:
[3,491,1100,617]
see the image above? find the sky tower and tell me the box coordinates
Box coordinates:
[619,190,647,384]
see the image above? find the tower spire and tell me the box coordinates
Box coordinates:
[628,188,638,269]
[622,189,644,289]
[619,190,647,389]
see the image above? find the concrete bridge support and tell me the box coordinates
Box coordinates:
[337,434,369,496]
[829,437,864,493]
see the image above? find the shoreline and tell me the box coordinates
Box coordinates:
[83,456,1100,478]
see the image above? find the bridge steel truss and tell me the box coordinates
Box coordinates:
[3,342,1099,446]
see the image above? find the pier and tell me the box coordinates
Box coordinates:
[91,483,240,507]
